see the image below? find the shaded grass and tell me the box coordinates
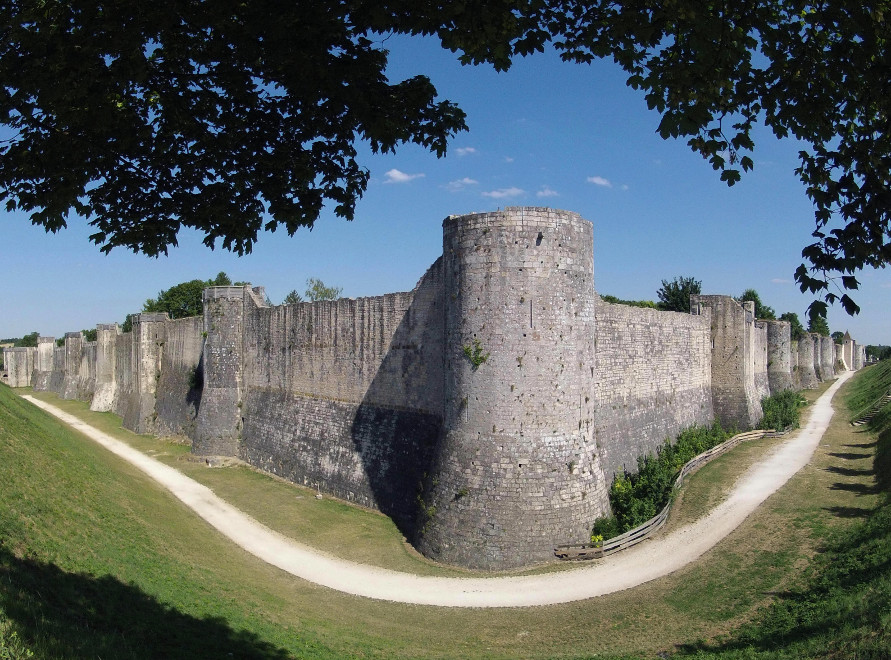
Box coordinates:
[1,379,884,659]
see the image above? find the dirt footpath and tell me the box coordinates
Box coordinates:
[22,371,851,608]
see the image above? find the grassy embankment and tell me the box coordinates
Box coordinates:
[0,368,888,659]
[676,360,891,658]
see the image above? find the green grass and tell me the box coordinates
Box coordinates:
[1,378,887,659]
[674,365,891,659]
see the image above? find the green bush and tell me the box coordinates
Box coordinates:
[592,423,730,540]
[759,390,805,431]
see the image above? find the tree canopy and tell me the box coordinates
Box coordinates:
[2,1,888,317]
[738,289,776,320]
[141,272,243,320]
[807,314,831,337]
[779,312,806,340]
[283,278,343,304]
[656,276,701,313]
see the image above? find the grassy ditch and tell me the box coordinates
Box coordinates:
[675,363,891,659]
[0,376,885,659]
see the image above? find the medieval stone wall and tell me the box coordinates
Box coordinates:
[593,299,713,478]
[236,263,444,535]
[5,205,867,571]
[766,321,794,394]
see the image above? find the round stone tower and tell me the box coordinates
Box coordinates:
[765,320,794,394]
[416,207,609,570]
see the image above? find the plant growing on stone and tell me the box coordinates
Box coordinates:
[463,339,489,370]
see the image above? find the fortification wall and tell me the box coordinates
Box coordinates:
[593,300,713,478]
[819,336,835,379]
[691,296,762,429]
[813,333,826,380]
[12,205,871,571]
[2,347,35,387]
[155,316,203,436]
[234,265,444,533]
[416,208,609,570]
[766,321,794,394]
[797,335,819,389]
[754,321,770,401]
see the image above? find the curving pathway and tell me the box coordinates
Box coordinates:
[22,371,852,608]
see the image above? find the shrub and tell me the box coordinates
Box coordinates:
[592,423,730,540]
[759,390,805,431]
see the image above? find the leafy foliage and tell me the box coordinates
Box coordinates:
[142,272,244,320]
[2,1,887,317]
[738,289,776,320]
[593,423,730,539]
[759,390,805,432]
[600,294,657,309]
[0,1,472,256]
[779,312,806,341]
[81,329,97,343]
[283,278,343,304]
[283,290,303,305]
[831,330,845,344]
[656,276,701,313]
[807,314,831,337]
[13,332,38,348]
[303,278,342,302]
[867,345,891,361]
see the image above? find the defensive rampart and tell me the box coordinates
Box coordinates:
[1,206,861,570]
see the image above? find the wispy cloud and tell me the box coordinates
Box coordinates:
[383,168,425,184]
[482,187,525,199]
[621,184,630,191]
[504,156,515,163]
[537,186,559,198]
[587,176,612,188]
[454,147,477,156]
[445,177,479,192]
[771,278,794,284]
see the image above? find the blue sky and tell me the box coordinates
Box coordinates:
[2,35,888,345]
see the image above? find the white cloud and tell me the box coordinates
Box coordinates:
[587,176,612,188]
[445,177,479,192]
[482,187,525,199]
[455,147,477,156]
[537,186,559,198]
[771,278,794,284]
[621,184,630,191]
[504,156,515,163]
[383,168,425,184]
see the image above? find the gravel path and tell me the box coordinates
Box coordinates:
[22,371,851,608]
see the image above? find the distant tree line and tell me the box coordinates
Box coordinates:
[607,276,839,341]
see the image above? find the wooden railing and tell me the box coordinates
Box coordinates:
[555,427,789,561]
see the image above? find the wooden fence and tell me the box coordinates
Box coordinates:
[554,427,788,561]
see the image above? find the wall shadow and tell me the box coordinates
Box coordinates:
[0,545,291,659]
[350,261,444,540]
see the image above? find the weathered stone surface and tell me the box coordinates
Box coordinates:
[16,205,869,571]
[765,320,794,394]
[691,295,762,430]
